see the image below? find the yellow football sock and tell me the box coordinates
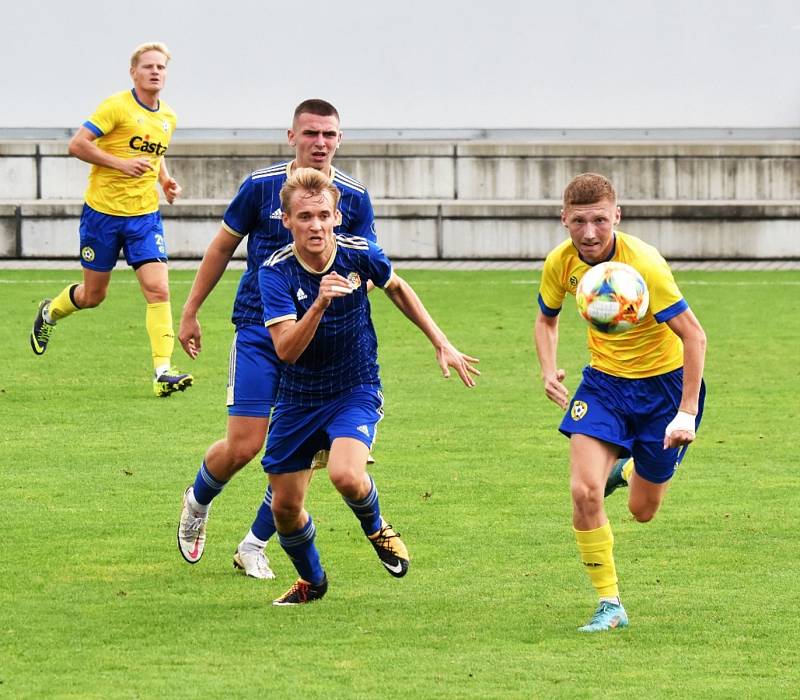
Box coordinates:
[575,522,619,598]
[622,459,634,482]
[49,284,80,321]
[146,301,174,371]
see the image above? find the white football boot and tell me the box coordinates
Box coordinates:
[233,544,276,580]
[177,486,209,564]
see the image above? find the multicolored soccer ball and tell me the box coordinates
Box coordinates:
[575,262,649,334]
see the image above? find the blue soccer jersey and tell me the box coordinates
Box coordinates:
[258,235,393,406]
[223,162,376,328]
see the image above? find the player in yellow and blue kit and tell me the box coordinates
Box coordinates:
[260,168,479,604]
[29,42,192,397]
[534,173,707,632]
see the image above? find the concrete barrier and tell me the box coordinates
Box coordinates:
[1,138,798,259]
[4,199,799,260]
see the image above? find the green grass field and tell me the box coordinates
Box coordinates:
[2,268,798,699]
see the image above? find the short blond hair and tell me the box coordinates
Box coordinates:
[130,42,171,67]
[280,168,341,214]
[563,173,617,209]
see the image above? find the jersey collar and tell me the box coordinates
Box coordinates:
[291,239,338,275]
[579,232,617,265]
[130,88,160,112]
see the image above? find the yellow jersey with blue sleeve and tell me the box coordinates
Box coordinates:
[538,230,688,379]
[82,89,177,216]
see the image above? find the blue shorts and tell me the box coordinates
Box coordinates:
[560,366,706,484]
[226,324,283,418]
[78,204,167,272]
[262,387,384,474]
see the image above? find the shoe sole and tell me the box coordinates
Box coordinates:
[155,376,194,398]
[578,620,629,632]
[381,560,409,578]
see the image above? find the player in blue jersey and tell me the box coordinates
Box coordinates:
[29,42,192,397]
[260,168,479,604]
[534,173,707,631]
[176,100,376,578]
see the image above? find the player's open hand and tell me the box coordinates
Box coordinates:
[161,177,182,204]
[435,343,480,388]
[119,157,154,177]
[179,314,202,359]
[543,368,570,410]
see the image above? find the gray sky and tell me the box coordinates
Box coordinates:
[5,0,800,129]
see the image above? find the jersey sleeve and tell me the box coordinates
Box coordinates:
[366,241,393,288]
[351,190,377,243]
[84,96,122,137]
[537,252,566,316]
[222,176,259,238]
[644,252,688,323]
[258,264,297,326]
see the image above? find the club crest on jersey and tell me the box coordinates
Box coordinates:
[162,120,170,133]
[81,246,95,262]
[571,400,588,421]
[347,272,361,289]
[296,287,307,301]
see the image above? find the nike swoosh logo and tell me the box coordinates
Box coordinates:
[189,538,202,559]
[383,559,404,574]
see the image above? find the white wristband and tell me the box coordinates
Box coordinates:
[665,410,696,438]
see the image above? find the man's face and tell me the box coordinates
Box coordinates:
[561,198,621,263]
[282,188,342,260]
[288,112,341,172]
[130,50,168,94]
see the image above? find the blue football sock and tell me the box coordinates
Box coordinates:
[250,484,278,542]
[344,475,382,535]
[278,517,324,585]
[192,462,228,506]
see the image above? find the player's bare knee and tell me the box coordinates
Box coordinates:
[570,481,603,510]
[227,440,262,468]
[270,497,302,525]
[630,500,660,523]
[80,290,106,308]
[329,468,363,499]
[143,285,169,302]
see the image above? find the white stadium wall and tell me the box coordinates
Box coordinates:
[1,1,799,260]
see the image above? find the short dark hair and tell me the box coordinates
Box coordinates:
[293,99,340,124]
[562,173,617,209]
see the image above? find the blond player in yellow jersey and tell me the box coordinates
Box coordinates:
[29,42,192,397]
[534,173,707,632]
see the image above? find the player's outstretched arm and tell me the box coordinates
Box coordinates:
[382,273,480,388]
[179,227,242,358]
[534,310,570,410]
[68,126,153,177]
[664,308,707,448]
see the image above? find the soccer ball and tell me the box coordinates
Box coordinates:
[575,262,649,334]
